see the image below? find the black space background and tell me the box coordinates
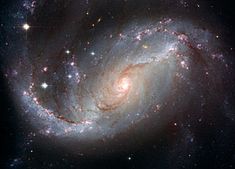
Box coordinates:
[0,0,235,169]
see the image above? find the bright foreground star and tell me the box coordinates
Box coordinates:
[22,23,30,30]
[41,82,48,89]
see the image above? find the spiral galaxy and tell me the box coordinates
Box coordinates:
[4,0,234,155]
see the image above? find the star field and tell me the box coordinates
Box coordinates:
[1,0,235,169]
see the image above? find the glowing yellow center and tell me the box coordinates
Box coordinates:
[117,77,131,92]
